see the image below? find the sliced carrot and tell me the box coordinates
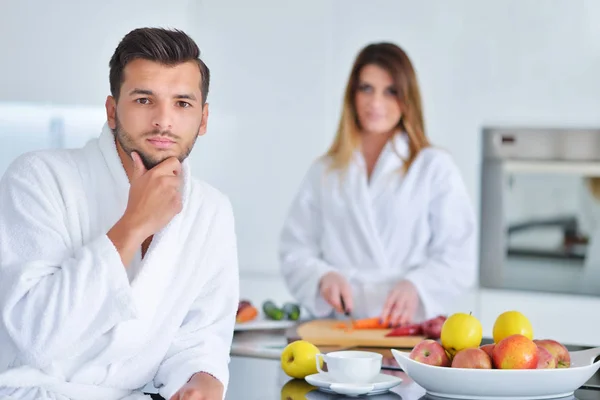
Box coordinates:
[351,317,390,329]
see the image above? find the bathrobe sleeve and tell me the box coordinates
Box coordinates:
[154,197,239,400]
[404,151,478,318]
[279,160,338,318]
[0,154,137,368]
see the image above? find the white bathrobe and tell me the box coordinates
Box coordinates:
[279,133,477,322]
[0,123,239,400]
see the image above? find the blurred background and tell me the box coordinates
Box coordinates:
[2,0,600,346]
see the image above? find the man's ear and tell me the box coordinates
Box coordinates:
[105,96,117,129]
[198,102,209,137]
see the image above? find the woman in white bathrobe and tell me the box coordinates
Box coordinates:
[279,42,477,326]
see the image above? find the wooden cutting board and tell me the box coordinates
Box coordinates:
[296,319,424,349]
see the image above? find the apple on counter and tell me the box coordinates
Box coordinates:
[280,340,322,379]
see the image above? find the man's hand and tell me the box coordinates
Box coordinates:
[169,372,224,400]
[107,152,183,266]
[379,279,420,326]
[123,151,183,238]
[319,271,353,314]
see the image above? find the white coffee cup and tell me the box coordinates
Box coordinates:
[315,350,382,383]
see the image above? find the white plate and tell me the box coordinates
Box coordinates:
[305,390,402,399]
[305,372,402,396]
[234,316,297,331]
[302,389,404,400]
[329,383,376,396]
[391,346,600,400]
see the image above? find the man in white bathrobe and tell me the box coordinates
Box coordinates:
[0,28,239,400]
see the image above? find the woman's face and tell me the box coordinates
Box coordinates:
[354,64,402,136]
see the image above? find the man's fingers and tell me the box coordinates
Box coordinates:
[154,156,182,176]
[159,175,184,190]
[131,151,147,179]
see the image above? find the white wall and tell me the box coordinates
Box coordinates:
[188,0,336,276]
[0,0,193,106]
[189,0,600,276]
[189,0,600,346]
[3,0,600,346]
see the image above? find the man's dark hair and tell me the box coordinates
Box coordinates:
[109,27,210,104]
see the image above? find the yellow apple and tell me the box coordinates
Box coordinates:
[493,311,533,343]
[440,312,483,357]
[281,340,322,379]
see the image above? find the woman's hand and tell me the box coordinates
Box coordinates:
[319,271,353,314]
[380,280,420,326]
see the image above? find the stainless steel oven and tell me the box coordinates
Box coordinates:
[479,127,600,296]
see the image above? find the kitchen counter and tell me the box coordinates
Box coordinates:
[221,327,600,400]
[225,355,600,400]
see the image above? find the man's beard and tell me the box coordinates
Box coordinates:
[112,115,199,170]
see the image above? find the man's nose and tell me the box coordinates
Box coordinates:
[152,104,173,131]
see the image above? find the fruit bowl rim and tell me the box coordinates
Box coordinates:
[391,346,600,372]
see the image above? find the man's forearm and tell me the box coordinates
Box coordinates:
[107,217,146,267]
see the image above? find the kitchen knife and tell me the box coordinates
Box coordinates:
[339,296,355,329]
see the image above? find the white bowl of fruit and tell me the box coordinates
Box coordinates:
[391,311,600,400]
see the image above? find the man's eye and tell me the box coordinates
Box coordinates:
[177,101,191,108]
[136,98,150,104]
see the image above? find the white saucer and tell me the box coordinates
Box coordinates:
[305,372,402,396]
[329,383,375,396]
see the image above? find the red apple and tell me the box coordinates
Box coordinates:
[421,315,447,340]
[410,339,451,367]
[480,344,495,358]
[451,348,492,369]
[534,339,571,368]
[492,334,538,369]
[536,345,556,369]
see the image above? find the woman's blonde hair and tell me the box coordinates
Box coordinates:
[325,42,430,173]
